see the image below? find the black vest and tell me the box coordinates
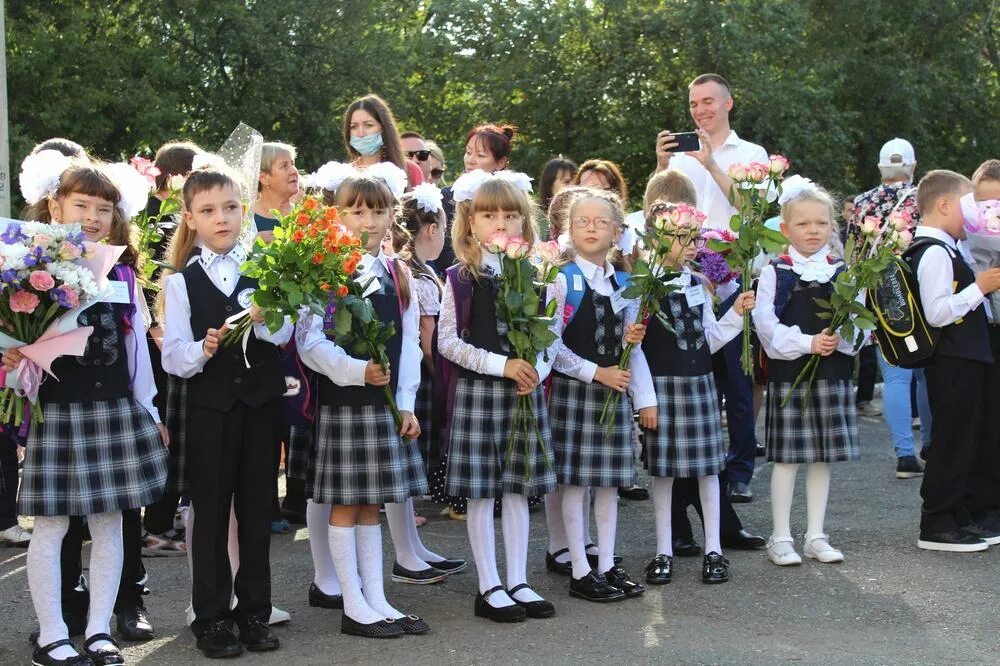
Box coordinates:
[558,282,624,371]
[642,276,713,377]
[905,237,992,363]
[182,262,285,412]
[318,265,403,408]
[767,273,855,382]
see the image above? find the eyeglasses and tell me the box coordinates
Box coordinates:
[690,236,707,249]
[406,150,431,161]
[431,167,446,179]
[570,217,615,230]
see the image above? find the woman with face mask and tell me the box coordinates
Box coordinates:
[342,94,423,188]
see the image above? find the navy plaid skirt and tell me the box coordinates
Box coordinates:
[643,373,726,478]
[285,424,313,482]
[766,379,859,463]
[414,372,437,466]
[548,374,636,488]
[310,404,428,505]
[445,374,556,499]
[19,397,169,516]
[163,375,188,495]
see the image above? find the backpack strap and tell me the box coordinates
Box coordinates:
[769,256,799,319]
[560,263,587,326]
[384,258,405,315]
[112,264,139,389]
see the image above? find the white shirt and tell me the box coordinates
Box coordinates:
[913,226,985,327]
[161,246,293,379]
[669,131,768,231]
[752,246,861,360]
[296,251,421,413]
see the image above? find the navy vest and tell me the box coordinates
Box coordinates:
[642,275,713,377]
[558,280,624,371]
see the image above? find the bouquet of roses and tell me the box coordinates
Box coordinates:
[962,194,1000,320]
[0,220,125,425]
[599,202,698,433]
[483,232,561,475]
[707,155,791,374]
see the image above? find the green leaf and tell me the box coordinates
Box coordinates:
[334,305,352,337]
[507,329,531,352]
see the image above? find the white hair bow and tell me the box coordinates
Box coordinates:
[411,182,443,214]
[309,160,407,199]
[777,174,819,206]
[18,150,72,205]
[363,162,407,199]
[452,169,533,203]
[104,162,155,219]
[191,152,228,172]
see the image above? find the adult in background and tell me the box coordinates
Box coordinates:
[427,141,447,186]
[654,73,766,503]
[254,142,299,244]
[343,93,423,187]
[539,157,578,218]
[401,131,433,182]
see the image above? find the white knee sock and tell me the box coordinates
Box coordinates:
[467,498,513,607]
[327,525,382,624]
[356,524,404,620]
[593,487,618,574]
[502,494,543,603]
[697,475,722,555]
[544,488,569,563]
[561,485,591,579]
[385,501,429,571]
[306,500,341,595]
[651,477,674,556]
[770,463,799,539]
[582,487,595,554]
[402,497,446,563]
[85,511,124,652]
[805,463,831,537]
[29,516,76,659]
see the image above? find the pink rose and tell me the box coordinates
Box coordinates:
[505,238,529,259]
[484,231,508,255]
[860,216,880,235]
[897,229,913,247]
[535,240,561,264]
[130,156,161,188]
[57,287,80,309]
[59,241,83,260]
[727,163,748,181]
[9,291,40,314]
[887,211,910,231]
[746,162,770,184]
[768,154,790,177]
[28,270,55,291]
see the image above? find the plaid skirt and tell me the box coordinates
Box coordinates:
[310,404,428,505]
[643,373,726,478]
[163,375,188,495]
[548,374,636,488]
[414,372,437,467]
[766,379,859,464]
[286,424,313,482]
[445,375,557,499]
[19,397,169,516]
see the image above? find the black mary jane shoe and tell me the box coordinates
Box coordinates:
[569,571,625,603]
[195,620,243,659]
[115,601,154,641]
[237,617,280,652]
[428,558,468,575]
[398,614,431,635]
[83,634,125,666]
[584,543,623,569]
[603,565,645,598]
[645,554,673,585]
[308,582,344,609]
[702,551,730,584]
[508,583,556,618]
[474,585,527,623]
[391,562,449,585]
[545,548,572,576]
[32,639,93,666]
[341,614,405,639]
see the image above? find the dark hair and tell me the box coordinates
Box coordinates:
[972,159,1000,185]
[343,94,406,172]
[153,141,203,191]
[575,159,628,203]
[31,137,87,159]
[400,131,425,141]
[689,73,732,95]
[538,157,578,211]
[465,124,516,164]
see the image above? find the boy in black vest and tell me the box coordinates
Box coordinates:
[907,169,1000,552]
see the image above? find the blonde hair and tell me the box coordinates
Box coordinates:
[564,190,629,270]
[779,186,836,225]
[546,185,592,239]
[644,169,697,210]
[452,179,538,278]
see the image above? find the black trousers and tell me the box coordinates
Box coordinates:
[143,338,181,535]
[855,344,878,404]
[671,472,745,540]
[921,356,987,533]
[971,329,1000,517]
[0,428,18,530]
[187,400,278,636]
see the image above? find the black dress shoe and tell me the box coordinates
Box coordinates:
[64,588,90,637]
[585,543,623,568]
[721,529,767,550]
[474,585,527,623]
[729,481,753,503]
[308,582,344,609]
[391,562,448,585]
[545,548,573,576]
[508,583,556,618]
[341,614,405,638]
[755,440,766,457]
[917,530,989,552]
[237,616,279,652]
[32,638,92,666]
[83,633,124,665]
[115,602,154,641]
[672,536,701,557]
[569,571,626,603]
[196,619,243,659]
[428,558,468,574]
[618,486,650,501]
[702,552,730,584]
[398,614,431,635]
[603,565,645,598]
[279,507,307,525]
[645,554,673,584]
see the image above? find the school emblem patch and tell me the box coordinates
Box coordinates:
[237,287,256,309]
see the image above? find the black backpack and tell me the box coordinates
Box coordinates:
[869,240,940,368]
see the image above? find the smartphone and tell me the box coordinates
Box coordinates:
[669,131,700,153]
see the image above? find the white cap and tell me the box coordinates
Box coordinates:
[878,138,916,167]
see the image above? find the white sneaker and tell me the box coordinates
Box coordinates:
[803,534,845,563]
[269,607,291,625]
[766,536,802,566]
[0,524,31,546]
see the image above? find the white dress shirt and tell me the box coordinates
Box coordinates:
[162,245,293,379]
[296,250,421,413]
[913,226,985,327]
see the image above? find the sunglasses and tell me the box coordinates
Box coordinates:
[431,167,446,178]
[406,150,431,161]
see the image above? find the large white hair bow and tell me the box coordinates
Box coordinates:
[308,160,407,199]
[777,174,819,206]
[19,150,73,205]
[452,169,533,203]
[410,182,443,214]
[191,152,228,172]
[104,162,155,219]
[363,162,407,199]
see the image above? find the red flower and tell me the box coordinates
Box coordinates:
[292,230,305,243]
[296,213,311,226]
[320,282,332,292]
[336,285,349,297]
[301,197,319,212]
[312,252,325,265]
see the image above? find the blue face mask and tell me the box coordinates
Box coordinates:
[350,132,383,156]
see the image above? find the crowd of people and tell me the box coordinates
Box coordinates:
[2,71,1000,665]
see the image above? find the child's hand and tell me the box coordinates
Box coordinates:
[624,323,647,345]
[503,359,538,395]
[732,291,756,316]
[2,348,24,372]
[594,366,631,393]
[202,327,226,358]
[399,411,421,439]
[810,331,840,356]
[249,304,265,324]
[638,406,658,430]
[976,267,1000,295]
[157,423,170,448]
[365,360,391,387]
